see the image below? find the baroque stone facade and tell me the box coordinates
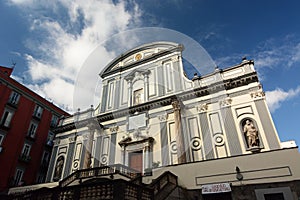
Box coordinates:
[8,42,300,199]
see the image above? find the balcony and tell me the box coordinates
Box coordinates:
[6,101,18,109]
[0,123,10,131]
[19,154,31,163]
[32,113,42,121]
[26,134,36,142]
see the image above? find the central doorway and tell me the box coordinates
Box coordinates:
[129,150,143,172]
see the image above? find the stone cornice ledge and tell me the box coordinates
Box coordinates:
[54,71,258,133]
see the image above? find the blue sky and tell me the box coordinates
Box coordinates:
[1,0,300,146]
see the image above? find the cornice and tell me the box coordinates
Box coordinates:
[0,74,69,116]
[54,72,258,134]
[100,45,183,79]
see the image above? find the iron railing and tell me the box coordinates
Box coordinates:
[59,164,141,187]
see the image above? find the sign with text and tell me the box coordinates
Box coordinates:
[202,183,231,194]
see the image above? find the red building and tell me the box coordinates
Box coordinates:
[0,66,69,193]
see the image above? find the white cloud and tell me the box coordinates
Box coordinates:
[253,37,300,70]
[265,86,300,113]
[288,43,300,66]
[9,0,141,112]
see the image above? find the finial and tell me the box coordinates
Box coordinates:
[214,66,220,72]
[192,72,200,81]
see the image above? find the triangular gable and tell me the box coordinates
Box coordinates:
[99,41,182,78]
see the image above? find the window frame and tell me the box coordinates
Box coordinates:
[22,143,31,156]
[0,134,4,145]
[0,134,4,153]
[41,151,50,164]
[46,131,55,146]
[28,121,38,138]
[14,168,24,186]
[9,91,20,105]
[33,105,43,118]
[50,115,59,127]
[1,109,14,127]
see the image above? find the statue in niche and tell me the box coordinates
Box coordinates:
[133,88,143,105]
[243,119,259,148]
[53,156,64,181]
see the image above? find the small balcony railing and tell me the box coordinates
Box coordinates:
[19,154,31,163]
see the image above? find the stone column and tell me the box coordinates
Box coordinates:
[83,122,96,169]
[126,78,133,106]
[171,99,186,164]
[144,145,150,170]
[143,71,150,102]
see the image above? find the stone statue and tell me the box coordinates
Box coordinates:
[53,156,64,181]
[243,119,259,148]
[135,93,141,104]
[134,89,143,105]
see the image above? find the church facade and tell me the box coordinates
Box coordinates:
[8,42,300,199]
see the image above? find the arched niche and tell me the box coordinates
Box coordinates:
[240,118,263,152]
[53,156,65,181]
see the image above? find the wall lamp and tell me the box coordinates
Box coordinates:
[236,166,243,181]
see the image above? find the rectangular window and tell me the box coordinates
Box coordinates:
[37,174,45,184]
[14,169,24,186]
[22,144,31,156]
[0,134,4,153]
[1,109,14,127]
[46,131,54,146]
[28,122,38,138]
[9,91,20,105]
[0,134,4,145]
[50,115,59,127]
[33,105,43,118]
[42,151,50,163]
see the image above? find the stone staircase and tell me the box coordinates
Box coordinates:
[8,165,181,200]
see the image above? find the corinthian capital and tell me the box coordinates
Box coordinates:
[196,103,208,113]
[219,97,232,107]
[250,91,265,99]
[171,99,181,111]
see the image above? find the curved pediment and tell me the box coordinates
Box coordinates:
[99,41,183,78]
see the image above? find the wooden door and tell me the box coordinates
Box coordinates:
[129,151,143,172]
